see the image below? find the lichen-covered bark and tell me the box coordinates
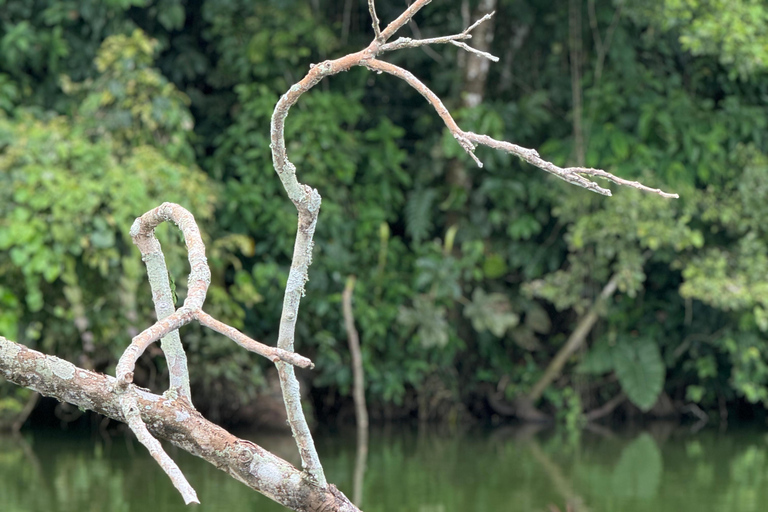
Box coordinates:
[0,336,359,512]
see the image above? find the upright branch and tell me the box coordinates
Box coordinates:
[368,0,381,39]
[342,276,368,432]
[268,0,676,492]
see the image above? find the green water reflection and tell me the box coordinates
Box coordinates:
[2,425,768,511]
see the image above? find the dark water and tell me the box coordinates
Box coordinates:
[1,423,767,511]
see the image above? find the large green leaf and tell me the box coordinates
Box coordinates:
[614,339,666,411]
[576,342,615,375]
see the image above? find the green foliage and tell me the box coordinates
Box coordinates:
[0,110,214,353]
[63,30,196,163]
[578,337,665,411]
[463,289,519,337]
[626,0,768,78]
[613,339,665,412]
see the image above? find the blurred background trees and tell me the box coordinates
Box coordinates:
[1,0,767,427]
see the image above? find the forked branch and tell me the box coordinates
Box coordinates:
[268,0,677,498]
[113,202,314,503]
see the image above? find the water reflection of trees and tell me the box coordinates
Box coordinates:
[4,427,768,512]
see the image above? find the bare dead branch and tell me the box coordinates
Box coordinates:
[267,3,676,494]
[342,276,368,431]
[0,337,359,512]
[364,58,676,197]
[0,3,680,511]
[379,10,495,54]
[380,33,472,53]
[116,203,314,391]
[379,0,432,42]
[121,392,200,504]
[465,10,495,33]
[196,310,314,368]
[129,202,201,400]
[368,0,381,39]
[108,202,317,502]
[450,40,499,61]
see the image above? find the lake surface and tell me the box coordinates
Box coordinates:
[1,423,767,511]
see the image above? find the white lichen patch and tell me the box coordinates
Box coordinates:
[286,268,304,294]
[175,410,190,422]
[0,340,21,361]
[35,358,52,379]
[129,218,142,238]
[251,460,281,487]
[50,358,76,380]
[286,471,302,488]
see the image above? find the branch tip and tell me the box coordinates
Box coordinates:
[368,0,381,39]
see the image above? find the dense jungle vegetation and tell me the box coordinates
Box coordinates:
[1,0,768,428]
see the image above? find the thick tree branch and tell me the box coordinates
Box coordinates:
[0,337,359,512]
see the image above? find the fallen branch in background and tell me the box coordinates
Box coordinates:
[342,276,368,433]
[342,276,369,507]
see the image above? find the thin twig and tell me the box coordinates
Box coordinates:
[368,0,382,39]
[465,11,495,33]
[196,310,314,368]
[450,40,499,61]
[121,392,199,504]
[379,0,432,41]
[380,33,472,53]
[380,9,496,57]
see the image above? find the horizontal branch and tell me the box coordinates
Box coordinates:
[0,336,357,512]
[363,59,677,198]
[379,9,497,62]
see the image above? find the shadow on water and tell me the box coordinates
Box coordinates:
[2,423,768,511]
